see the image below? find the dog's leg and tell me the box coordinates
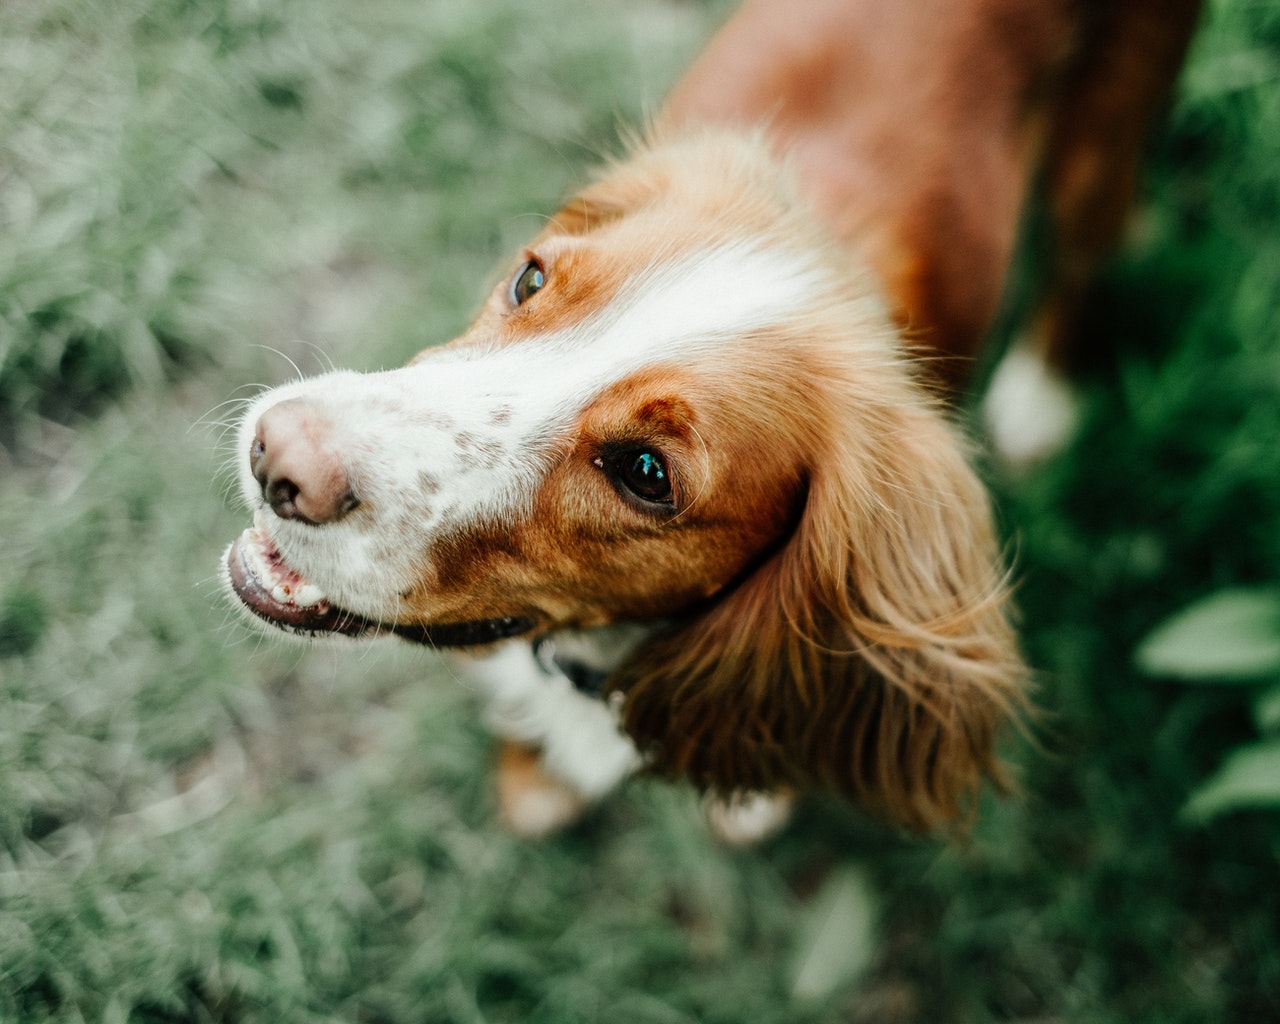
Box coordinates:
[982,339,1082,469]
[460,638,641,836]
[494,738,591,838]
[1036,0,1201,376]
[985,0,1201,468]
[703,790,795,846]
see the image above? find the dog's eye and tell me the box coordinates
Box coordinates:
[617,449,672,504]
[510,260,545,306]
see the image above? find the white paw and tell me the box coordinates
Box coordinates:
[460,638,641,801]
[982,341,1080,470]
[499,774,590,838]
[704,790,794,846]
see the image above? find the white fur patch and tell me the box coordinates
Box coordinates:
[704,790,795,846]
[982,340,1080,470]
[551,240,831,371]
[461,632,645,800]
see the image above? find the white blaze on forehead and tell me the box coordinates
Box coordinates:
[436,241,829,424]
[555,240,831,368]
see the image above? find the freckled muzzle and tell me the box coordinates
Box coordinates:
[223,514,536,647]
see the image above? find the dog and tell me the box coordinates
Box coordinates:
[220,0,1199,839]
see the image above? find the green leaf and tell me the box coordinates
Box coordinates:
[789,865,878,1001]
[1182,741,1280,824]
[1135,588,1280,681]
[1254,683,1280,735]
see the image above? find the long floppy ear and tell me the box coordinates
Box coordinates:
[614,378,1028,831]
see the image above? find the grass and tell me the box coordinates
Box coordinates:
[2,0,1279,1020]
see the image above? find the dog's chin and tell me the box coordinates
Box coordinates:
[222,524,538,648]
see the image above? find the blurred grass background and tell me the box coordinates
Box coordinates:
[2,0,1279,1020]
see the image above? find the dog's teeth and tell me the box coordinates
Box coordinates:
[294,583,325,608]
[240,519,326,607]
[247,539,273,583]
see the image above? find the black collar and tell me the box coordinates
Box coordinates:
[533,636,612,699]
[392,615,535,647]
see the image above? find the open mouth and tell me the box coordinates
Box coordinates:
[224,515,537,647]
[225,515,380,638]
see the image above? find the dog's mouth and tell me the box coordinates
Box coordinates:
[224,517,536,647]
[225,518,373,638]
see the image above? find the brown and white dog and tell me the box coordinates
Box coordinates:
[220,0,1199,838]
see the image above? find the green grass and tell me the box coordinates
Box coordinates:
[3,0,1280,1020]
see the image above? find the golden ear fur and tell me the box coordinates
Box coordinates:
[615,364,1027,831]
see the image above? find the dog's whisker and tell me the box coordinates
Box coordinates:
[248,344,311,383]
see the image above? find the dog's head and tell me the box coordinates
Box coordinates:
[222,130,1025,828]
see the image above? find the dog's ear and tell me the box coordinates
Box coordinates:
[615,381,1027,830]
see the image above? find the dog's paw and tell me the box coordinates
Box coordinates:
[704,790,795,846]
[982,340,1080,471]
[495,739,590,838]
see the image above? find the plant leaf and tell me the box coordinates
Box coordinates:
[789,865,878,1001]
[1135,588,1280,681]
[1182,740,1280,824]
[1254,683,1280,735]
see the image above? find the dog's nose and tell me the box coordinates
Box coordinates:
[250,399,359,524]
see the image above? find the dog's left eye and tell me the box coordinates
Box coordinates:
[510,260,545,306]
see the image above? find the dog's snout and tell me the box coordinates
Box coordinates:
[251,399,359,525]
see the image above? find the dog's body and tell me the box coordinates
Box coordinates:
[668,0,1201,461]
[221,0,1199,836]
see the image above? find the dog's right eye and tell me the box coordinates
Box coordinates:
[620,449,671,503]
[591,445,677,511]
[510,260,546,306]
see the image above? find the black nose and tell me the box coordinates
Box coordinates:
[251,399,359,524]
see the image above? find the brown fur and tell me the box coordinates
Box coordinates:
[663,0,1201,387]
[495,739,589,837]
